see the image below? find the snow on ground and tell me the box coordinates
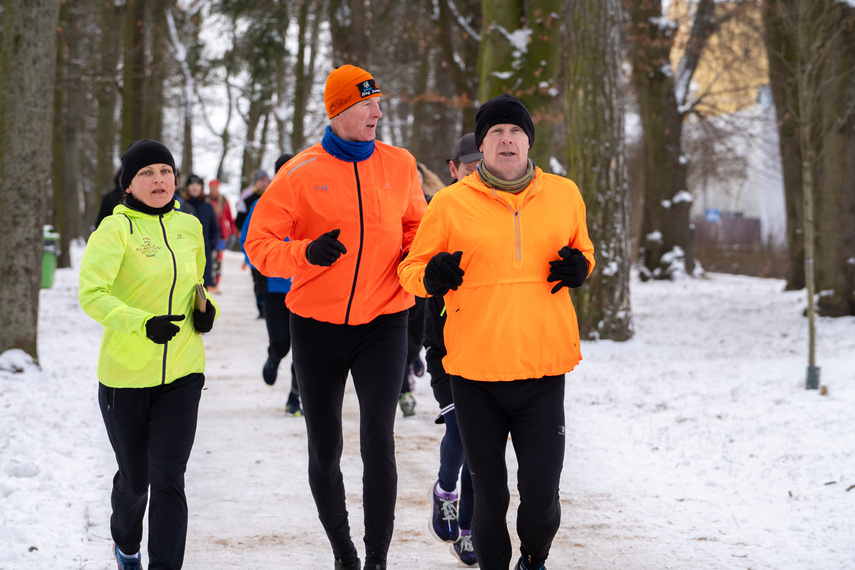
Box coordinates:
[1,245,853,569]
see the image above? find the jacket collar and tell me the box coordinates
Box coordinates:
[458,165,543,201]
[115,199,180,218]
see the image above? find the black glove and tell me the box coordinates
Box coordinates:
[194,299,216,333]
[145,314,185,344]
[547,247,589,293]
[306,228,347,266]
[423,251,464,297]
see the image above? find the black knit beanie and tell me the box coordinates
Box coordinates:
[120,139,176,190]
[474,94,535,149]
[185,173,204,188]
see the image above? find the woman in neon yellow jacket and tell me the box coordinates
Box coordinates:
[79,140,218,570]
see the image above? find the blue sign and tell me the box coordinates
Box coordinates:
[705,208,721,222]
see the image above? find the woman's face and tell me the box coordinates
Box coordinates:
[127,163,176,209]
[187,182,204,198]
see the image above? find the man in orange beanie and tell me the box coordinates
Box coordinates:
[245,65,426,570]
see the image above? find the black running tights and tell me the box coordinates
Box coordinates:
[451,374,566,570]
[290,311,408,565]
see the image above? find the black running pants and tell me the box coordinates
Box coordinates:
[98,373,205,570]
[290,311,408,565]
[265,291,297,395]
[451,374,565,570]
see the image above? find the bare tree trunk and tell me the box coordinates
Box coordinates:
[168,5,200,176]
[209,22,238,182]
[95,1,123,219]
[762,0,805,290]
[798,116,817,369]
[240,87,270,187]
[291,0,322,154]
[765,0,855,383]
[330,0,369,67]
[0,0,61,361]
[478,0,521,98]
[182,104,193,176]
[625,0,718,280]
[519,1,561,172]
[408,2,446,167]
[274,50,291,157]
[815,8,855,317]
[565,0,633,341]
[144,0,168,143]
[52,0,84,269]
[51,0,69,248]
[290,0,311,154]
[479,0,561,171]
[436,0,481,140]
[121,0,147,148]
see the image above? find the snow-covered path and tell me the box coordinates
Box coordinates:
[1,248,853,569]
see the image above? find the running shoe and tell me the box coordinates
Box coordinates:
[262,357,280,386]
[285,392,303,417]
[429,480,459,542]
[514,555,546,570]
[114,545,142,570]
[450,529,478,567]
[334,550,360,569]
[399,392,416,417]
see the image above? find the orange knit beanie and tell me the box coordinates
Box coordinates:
[324,65,382,119]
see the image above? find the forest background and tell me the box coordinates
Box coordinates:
[0,0,853,365]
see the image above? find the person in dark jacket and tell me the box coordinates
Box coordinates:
[234,169,270,231]
[235,169,271,316]
[95,170,124,229]
[422,133,482,568]
[183,174,220,290]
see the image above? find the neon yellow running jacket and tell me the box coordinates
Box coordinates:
[79,203,219,388]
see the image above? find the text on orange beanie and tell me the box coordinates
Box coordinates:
[324,65,382,119]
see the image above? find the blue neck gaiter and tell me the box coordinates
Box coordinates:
[321,125,376,162]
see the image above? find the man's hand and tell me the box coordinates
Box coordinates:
[423,251,464,297]
[306,229,347,266]
[547,247,589,293]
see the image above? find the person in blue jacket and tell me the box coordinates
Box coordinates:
[240,195,301,416]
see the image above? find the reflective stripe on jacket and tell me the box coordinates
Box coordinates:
[79,203,218,388]
[398,167,595,381]
[244,140,426,325]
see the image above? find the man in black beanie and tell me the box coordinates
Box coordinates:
[473,94,535,151]
[399,93,595,570]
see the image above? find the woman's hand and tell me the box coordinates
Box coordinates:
[145,314,185,343]
[193,299,216,333]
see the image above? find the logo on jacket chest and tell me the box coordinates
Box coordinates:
[311,182,391,194]
[136,237,161,258]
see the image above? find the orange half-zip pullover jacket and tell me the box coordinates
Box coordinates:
[245,140,426,325]
[398,167,594,381]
